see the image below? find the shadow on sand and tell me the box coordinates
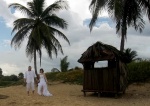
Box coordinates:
[0,94,9,99]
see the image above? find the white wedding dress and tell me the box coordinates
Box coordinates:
[38,74,52,96]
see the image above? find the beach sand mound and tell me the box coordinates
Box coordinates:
[0,82,150,106]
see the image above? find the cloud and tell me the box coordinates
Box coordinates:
[0,0,16,28]
[0,0,150,76]
[0,63,20,75]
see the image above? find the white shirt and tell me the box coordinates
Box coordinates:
[24,70,36,83]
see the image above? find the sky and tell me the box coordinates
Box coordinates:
[0,0,150,75]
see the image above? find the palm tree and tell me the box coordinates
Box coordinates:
[89,0,150,52]
[0,68,3,77]
[124,48,138,63]
[18,72,24,79]
[60,56,70,72]
[9,0,70,76]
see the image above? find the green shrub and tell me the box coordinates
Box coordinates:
[46,69,83,84]
[0,79,24,87]
[63,70,83,84]
[56,72,68,81]
[1,75,19,81]
[127,60,150,83]
[45,72,60,81]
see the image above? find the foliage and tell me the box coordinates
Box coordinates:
[62,70,83,84]
[123,48,139,63]
[68,68,74,71]
[74,66,82,70]
[1,75,19,81]
[9,0,70,75]
[60,56,70,72]
[123,48,138,63]
[46,69,83,84]
[127,60,150,83]
[51,68,60,72]
[18,72,24,79]
[89,0,150,51]
[0,80,24,87]
[0,68,2,76]
[0,75,23,87]
[45,72,60,81]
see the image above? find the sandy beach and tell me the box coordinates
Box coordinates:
[0,82,150,106]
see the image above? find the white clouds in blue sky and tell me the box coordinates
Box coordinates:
[0,0,150,75]
[83,17,114,28]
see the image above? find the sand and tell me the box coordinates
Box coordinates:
[0,82,150,106]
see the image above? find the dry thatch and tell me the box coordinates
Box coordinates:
[78,41,123,63]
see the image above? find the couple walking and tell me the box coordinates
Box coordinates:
[24,66,52,96]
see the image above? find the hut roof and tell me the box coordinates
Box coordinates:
[78,41,123,63]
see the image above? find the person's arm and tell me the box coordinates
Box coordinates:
[44,73,48,83]
[24,72,27,86]
[24,72,26,83]
[34,71,38,83]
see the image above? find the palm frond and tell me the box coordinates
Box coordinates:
[11,26,32,49]
[138,0,150,20]
[26,36,42,62]
[42,35,58,58]
[27,0,45,17]
[89,0,107,31]
[41,0,68,18]
[42,14,67,29]
[125,0,145,33]
[49,26,70,45]
[9,3,34,17]
[35,23,62,57]
[11,18,35,34]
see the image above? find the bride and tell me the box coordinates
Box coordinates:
[37,68,52,96]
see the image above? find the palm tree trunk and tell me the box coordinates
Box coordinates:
[34,49,38,77]
[120,35,125,52]
[120,12,127,52]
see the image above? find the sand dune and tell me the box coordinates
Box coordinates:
[0,82,150,106]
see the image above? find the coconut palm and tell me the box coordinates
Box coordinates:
[9,0,70,76]
[89,0,150,51]
[60,56,70,72]
[123,48,138,63]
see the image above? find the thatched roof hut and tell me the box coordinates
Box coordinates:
[78,41,124,63]
[78,41,128,97]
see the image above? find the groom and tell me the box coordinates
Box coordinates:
[24,66,37,96]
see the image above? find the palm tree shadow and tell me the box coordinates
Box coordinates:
[0,94,9,99]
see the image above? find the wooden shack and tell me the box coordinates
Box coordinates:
[78,41,128,97]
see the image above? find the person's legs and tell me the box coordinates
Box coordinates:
[31,82,35,94]
[38,84,42,95]
[41,85,43,95]
[26,83,30,96]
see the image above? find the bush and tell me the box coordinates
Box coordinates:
[127,60,150,83]
[45,72,60,81]
[1,75,19,81]
[46,69,83,84]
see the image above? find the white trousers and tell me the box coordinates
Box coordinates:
[26,82,35,91]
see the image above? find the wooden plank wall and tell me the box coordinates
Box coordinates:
[83,68,118,93]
